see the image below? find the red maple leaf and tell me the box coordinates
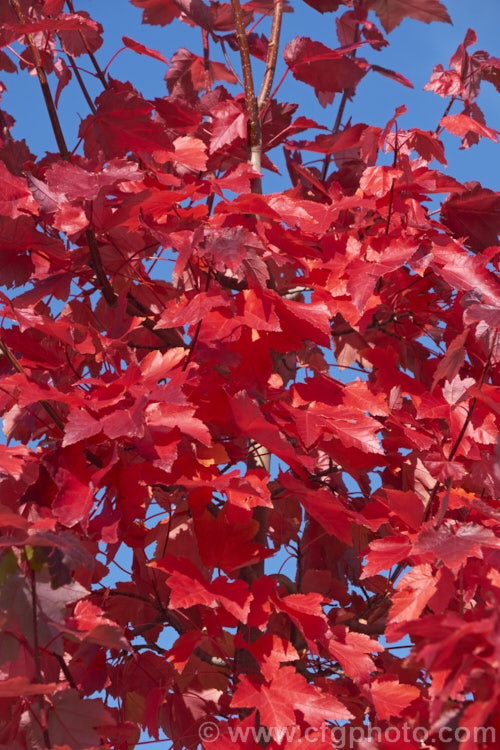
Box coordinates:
[366,0,451,33]
[232,666,353,725]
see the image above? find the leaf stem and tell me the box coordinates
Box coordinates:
[435,95,456,134]
[385,179,395,234]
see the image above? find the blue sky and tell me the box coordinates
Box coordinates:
[3,0,500,193]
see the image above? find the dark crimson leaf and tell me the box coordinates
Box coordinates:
[0,49,17,73]
[0,677,58,697]
[301,0,344,11]
[283,37,366,106]
[440,182,500,251]
[130,0,180,26]
[366,0,451,33]
[43,0,65,11]
[79,82,170,158]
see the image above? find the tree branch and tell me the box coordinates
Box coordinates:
[66,54,97,113]
[66,0,109,89]
[10,0,69,159]
[30,570,52,748]
[257,0,283,111]
[231,0,262,191]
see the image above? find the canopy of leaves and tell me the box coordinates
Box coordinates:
[0,0,499,748]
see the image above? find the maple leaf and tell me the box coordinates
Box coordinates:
[0,444,36,479]
[231,667,353,726]
[0,677,58,697]
[283,37,366,106]
[407,128,447,165]
[45,692,114,749]
[166,49,236,100]
[361,536,412,578]
[413,523,500,574]
[228,391,308,475]
[366,0,451,33]
[440,113,498,144]
[272,591,329,646]
[431,329,468,392]
[371,63,413,89]
[327,627,382,680]
[440,183,500,251]
[209,99,248,153]
[154,553,251,621]
[375,489,425,530]
[130,0,180,26]
[0,162,38,218]
[424,63,464,98]
[388,564,438,625]
[52,448,95,529]
[79,81,170,158]
[10,13,103,49]
[370,677,420,719]
[235,633,299,681]
[301,0,344,11]
[54,57,72,107]
[67,600,131,651]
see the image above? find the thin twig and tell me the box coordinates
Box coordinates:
[435,96,456,134]
[320,23,360,183]
[385,179,395,234]
[85,229,117,306]
[218,36,243,87]
[10,0,69,158]
[66,53,96,113]
[202,28,211,92]
[257,0,283,111]
[66,0,109,89]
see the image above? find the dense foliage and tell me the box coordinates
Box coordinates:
[0,0,499,748]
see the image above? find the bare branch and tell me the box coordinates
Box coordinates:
[231,0,262,190]
[10,0,69,159]
[257,0,283,111]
